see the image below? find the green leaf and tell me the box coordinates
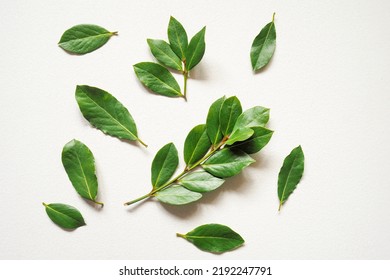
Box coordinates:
[155,185,202,205]
[225,127,254,146]
[233,106,270,131]
[230,127,273,154]
[202,148,255,178]
[58,24,117,55]
[186,27,206,71]
[62,139,103,206]
[219,96,242,137]
[179,171,224,193]
[177,224,244,254]
[151,143,179,189]
[147,39,183,71]
[133,62,182,97]
[206,96,226,147]
[184,124,211,167]
[43,203,86,229]
[278,146,305,211]
[167,16,188,60]
[250,13,276,71]
[75,85,146,147]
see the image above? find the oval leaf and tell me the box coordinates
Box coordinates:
[202,148,255,178]
[147,39,183,71]
[151,143,179,189]
[134,62,182,97]
[156,185,202,205]
[230,127,273,154]
[43,203,86,229]
[225,127,254,146]
[75,85,146,147]
[278,146,305,211]
[177,224,244,254]
[233,106,270,131]
[168,16,188,60]
[179,171,225,193]
[206,96,226,147]
[58,24,117,55]
[184,124,211,167]
[186,27,206,71]
[250,14,276,71]
[219,96,243,137]
[62,139,103,206]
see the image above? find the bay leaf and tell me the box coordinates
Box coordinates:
[147,39,183,71]
[155,185,202,205]
[278,145,305,211]
[250,14,276,71]
[179,171,224,193]
[58,24,117,55]
[177,223,244,253]
[43,203,86,229]
[167,16,188,60]
[202,148,255,178]
[151,143,179,189]
[186,27,206,71]
[62,139,103,206]
[233,106,270,131]
[75,85,146,147]
[230,127,273,154]
[219,96,243,137]
[225,127,254,146]
[133,62,183,97]
[206,96,226,147]
[184,124,211,168]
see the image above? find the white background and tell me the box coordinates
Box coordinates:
[0,0,389,260]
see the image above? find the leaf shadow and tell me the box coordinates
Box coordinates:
[188,62,209,80]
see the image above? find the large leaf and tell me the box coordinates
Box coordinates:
[58,24,117,55]
[75,85,146,147]
[225,127,254,146]
[147,39,183,71]
[151,143,179,189]
[184,124,211,167]
[186,27,206,71]
[202,148,255,178]
[43,203,86,229]
[167,16,188,60]
[134,62,182,97]
[219,96,242,137]
[155,185,202,205]
[230,127,273,154]
[206,96,226,147]
[233,106,270,131]
[62,139,103,206]
[250,14,276,71]
[179,171,224,193]
[278,146,305,211]
[177,224,244,254]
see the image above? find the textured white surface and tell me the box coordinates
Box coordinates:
[0,0,389,259]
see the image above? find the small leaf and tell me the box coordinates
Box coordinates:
[186,27,206,71]
[43,203,86,229]
[134,62,182,97]
[184,124,211,167]
[278,146,305,211]
[156,185,202,205]
[58,24,117,55]
[75,85,146,147]
[219,96,242,137]
[151,143,179,189]
[168,16,188,60]
[250,13,276,71]
[147,39,183,71]
[179,171,224,193]
[177,224,244,254]
[233,106,270,131]
[202,148,255,178]
[62,139,103,206]
[230,127,273,154]
[225,127,254,145]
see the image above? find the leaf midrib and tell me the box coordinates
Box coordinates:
[75,154,93,200]
[280,154,299,203]
[59,32,112,45]
[172,23,186,59]
[135,66,181,95]
[154,145,173,188]
[186,235,241,241]
[187,131,206,165]
[46,205,82,225]
[153,43,182,70]
[255,21,274,66]
[187,33,203,68]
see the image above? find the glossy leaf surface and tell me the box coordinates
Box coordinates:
[58,24,116,55]
[206,96,226,147]
[233,106,270,131]
[151,143,179,189]
[186,27,206,70]
[219,97,242,137]
[278,146,305,211]
[147,39,183,71]
[177,224,244,253]
[168,16,188,60]
[43,203,86,229]
[184,124,211,167]
[156,185,202,205]
[134,62,182,97]
[179,171,224,193]
[230,127,273,154]
[225,127,254,146]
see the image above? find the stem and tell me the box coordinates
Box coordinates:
[93,200,104,208]
[137,138,148,148]
[111,31,119,36]
[183,71,188,101]
[124,192,152,206]
[176,233,186,238]
[272,13,275,22]
[278,201,282,212]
